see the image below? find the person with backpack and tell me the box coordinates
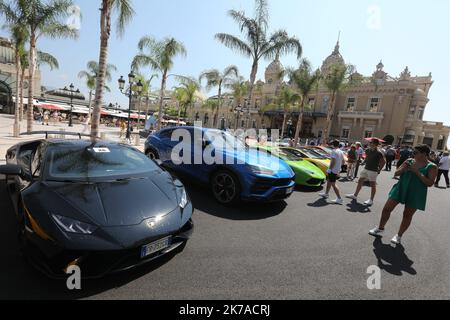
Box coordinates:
[385,146,396,171]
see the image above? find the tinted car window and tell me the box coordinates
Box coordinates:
[158,129,174,140]
[17,142,41,176]
[44,144,159,181]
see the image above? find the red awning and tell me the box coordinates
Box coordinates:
[100,110,110,116]
[364,137,386,143]
[41,103,66,110]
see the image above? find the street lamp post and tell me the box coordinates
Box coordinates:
[118,72,143,140]
[63,83,80,127]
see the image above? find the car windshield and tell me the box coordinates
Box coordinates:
[312,148,331,157]
[298,148,327,159]
[205,130,247,150]
[275,148,302,161]
[44,144,158,181]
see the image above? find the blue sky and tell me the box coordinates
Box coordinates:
[1,0,449,130]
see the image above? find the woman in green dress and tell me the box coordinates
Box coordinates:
[369,145,438,245]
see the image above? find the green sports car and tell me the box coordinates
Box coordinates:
[258,146,326,187]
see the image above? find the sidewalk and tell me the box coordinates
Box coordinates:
[0,114,146,163]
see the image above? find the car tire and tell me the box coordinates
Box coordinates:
[146,148,159,160]
[210,170,241,206]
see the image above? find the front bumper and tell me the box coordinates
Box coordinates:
[25,218,194,280]
[243,176,296,202]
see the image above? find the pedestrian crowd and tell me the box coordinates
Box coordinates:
[317,138,446,245]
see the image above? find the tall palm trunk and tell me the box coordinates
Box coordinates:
[157,70,167,130]
[13,50,21,137]
[294,98,306,146]
[19,67,25,122]
[215,84,222,128]
[91,0,111,139]
[87,90,92,120]
[247,61,258,119]
[137,97,141,129]
[27,32,37,133]
[280,112,287,140]
[323,91,337,143]
[145,96,149,120]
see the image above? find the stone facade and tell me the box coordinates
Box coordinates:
[0,37,42,114]
[191,41,449,151]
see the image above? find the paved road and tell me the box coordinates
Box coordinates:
[1,171,449,300]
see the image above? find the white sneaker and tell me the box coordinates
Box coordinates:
[369,227,384,237]
[364,199,374,206]
[318,193,329,199]
[391,234,402,245]
[346,194,358,200]
[329,198,343,205]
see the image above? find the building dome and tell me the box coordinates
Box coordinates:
[264,58,283,84]
[321,41,345,74]
[414,88,426,97]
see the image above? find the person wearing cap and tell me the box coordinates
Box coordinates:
[368,144,438,245]
[346,138,386,206]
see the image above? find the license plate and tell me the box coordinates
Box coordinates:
[140,236,171,258]
[286,187,294,195]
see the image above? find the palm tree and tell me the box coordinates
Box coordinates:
[91,0,134,139]
[323,62,354,142]
[288,59,321,146]
[230,77,249,107]
[215,0,301,113]
[138,73,158,121]
[275,86,300,139]
[132,36,187,130]
[78,60,117,120]
[199,65,238,128]
[2,0,79,133]
[179,79,201,120]
[0,7,28,137]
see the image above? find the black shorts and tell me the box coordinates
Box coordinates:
[327,173,339,183]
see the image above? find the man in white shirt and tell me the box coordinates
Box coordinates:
[319,140,345,204]
[353,142,364,179]
[435,152,450,188]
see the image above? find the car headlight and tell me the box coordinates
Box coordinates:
[250,165,275,176]
[52,214,97,235]
[174,179,188,209]
[179,187,188,209]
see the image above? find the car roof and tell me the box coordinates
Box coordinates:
[157,126,222,134]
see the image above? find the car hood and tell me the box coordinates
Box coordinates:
[222,147,293,177]
[41,171,180,227]
[286,160,326,178]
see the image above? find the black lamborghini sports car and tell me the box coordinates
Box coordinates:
[0,137,193,279]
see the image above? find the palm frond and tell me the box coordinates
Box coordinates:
[112,0,134,37]
[215,33,252,57]
[37,50,59,70]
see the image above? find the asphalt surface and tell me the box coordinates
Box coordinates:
[1,171,450,300]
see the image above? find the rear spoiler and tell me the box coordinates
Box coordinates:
[20,131,99,139]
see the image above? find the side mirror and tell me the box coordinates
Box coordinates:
[0,164,22,176]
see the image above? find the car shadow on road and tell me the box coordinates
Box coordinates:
[183,181,286,221]
[295,185,323,193]
[346,200,372,214]
[372,238,417,276]
[0,181,185,299]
